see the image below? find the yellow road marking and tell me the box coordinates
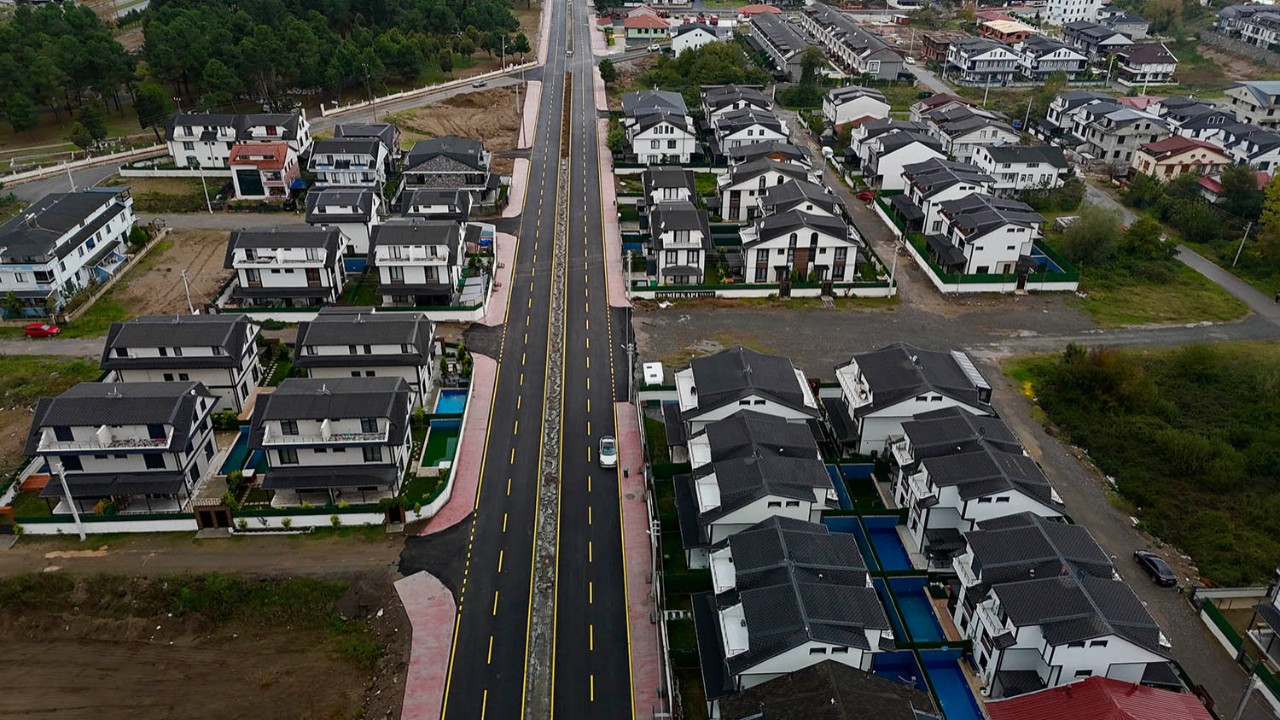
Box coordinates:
[507,478,512,495]
[590,675,595,702]
[498,550,504,573]
[487,636,494,664]
[492,591,499,616]
[587,398,591,412]
[482,689,489,718]
[503,513,508,532]
[587,420,591,435]
[588,540,593,563]
[514,420,519,435]
[589,506,593,525]
[590,624,594,651]
[522,352,526,365]
[510,448,516,464]
[589,580,594,604]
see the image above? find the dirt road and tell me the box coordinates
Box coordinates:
[0,531,404,577]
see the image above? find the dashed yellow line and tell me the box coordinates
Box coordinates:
[503,513,508,532]
[487,635,495,664]
[498,550,505,573]
[492,590,500,616]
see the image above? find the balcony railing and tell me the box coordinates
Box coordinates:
[40,432,171,453]
[265,429,388,445]
[237,254,325,266]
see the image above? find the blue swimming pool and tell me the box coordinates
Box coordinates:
[865,515,914,571]
[826,465,853,509]
[434,388,468,415]
[220,427,251,475]
[890,577,945,644]
[921,649,984,720]
[873,579,907,640]
[1028,247,1065,273]
[872,652,928,692]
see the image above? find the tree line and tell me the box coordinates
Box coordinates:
[0,0,529,138]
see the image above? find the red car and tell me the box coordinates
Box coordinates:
[856,190,875,202]
[24,322,61,338]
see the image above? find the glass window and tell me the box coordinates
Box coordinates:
[363,446,383,462]
[279,448,299,464]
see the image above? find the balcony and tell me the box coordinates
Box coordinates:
[907,471,937,505]
[264,427,388,446]
[40,426,172,453]
[236,253,325,267]
[975,600,1011,640]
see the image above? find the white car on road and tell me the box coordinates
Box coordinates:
[598,436,618,468]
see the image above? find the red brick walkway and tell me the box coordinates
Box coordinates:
[616,402,663,716]
[419,353,496,536]
[394,571,457,720]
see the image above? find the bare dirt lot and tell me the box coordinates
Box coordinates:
[117,229,231,314]
[388,87,523,175]
[0,569,408,720]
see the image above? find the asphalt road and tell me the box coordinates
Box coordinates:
[551,1,632,716]
[434,9,565,720]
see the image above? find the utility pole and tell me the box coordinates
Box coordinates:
[1231,675,1262,720]
[502,34,507,71]
[363,63,378,122]
[53,461,86,541]
[1023,95,1033,133]
[67,167,76,192]
[516,75,526,147]
[198,165,213,214]
[626,250,633,300]
[983,72,993,107]
[1233,221,1253,267]
[180,269,196,314]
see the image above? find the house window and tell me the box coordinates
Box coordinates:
[785,501,800,507]
[977,497,993,504]
[665,250,678,265]
[361,418,378,433]
[178,373,190,381]
[667,140,677,150]
[363,446,383,462]
[767,500,782,508]
[60,455,82,471]
[183,142,195,151]
[1089,640,1108,647]
[281,420,299,436]
[995,496,1010,503]
[651,140,660,150]
[809,647,827,655]
[279,448,299,464]
[686,250,698,264]
[144,454,165,469]
[1075,670,1093,678]
[1067,641,1086,648]
[831,647,848,654]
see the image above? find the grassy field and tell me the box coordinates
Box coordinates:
[880,81,925,112]
[109,175,218,214]
[1008,342,1280,586]
[0,355,101,405]
[1071,263,1249,327]
[1185,239,1280,299]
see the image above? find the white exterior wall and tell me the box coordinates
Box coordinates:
[306,365,429,406]
[875,144,947,191]
[232,245,346,299]
[673,28,719,57]
[972,148,1067,195]
[113,366,260,413]
[945,127,1022,164]
[720,125,788,151]
[948,221,1038,275]
[310,147,387,188]
[168,128,236,169]
[0,195,136,309]
[704,495,822,544]
[913,183,988,236]
[719,170,806,222]
[1045,0,1104,26]
[632,121,697,163]
[824,96,892,128]
[734,641,874,690]
[742,230,856,283]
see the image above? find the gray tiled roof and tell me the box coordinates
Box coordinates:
[921,443,1060,507]
[728,158,810,187]
[702,85,771,111]
[401,188,474,219]
[750,209,850,246]
[101,315,255,371]
[650,200,711,248]
[642,167,696,198]
[25,381,213,455]
[688,346,816,415]
[164,111,305,142]
[370,219,461,261]
[294,308,433,368]
[715,108,784,135]
[877,130,943,155]
[901,407,1021,458]
[761,179,840,216]
[827,85,887,104]
[404,135,487,172]
[965,511,1113,591]
[728,516,868,594]
[622,89,688,118]
[310,137,381,158]
[979,145,1069,168]
[334,122,399,153]
[840,342,991,415]
[992,573,1170,656]
[634,111,693,135]
[248,376,410,446]
[727,140,809,165]
[719,660,939,720]
[699,410,820,463]
[0,188,129,264]
[701,453,834,515]
[224,226,342,268]
[938,193,1043,239]
[305,187,377,224]
[902,158,994,198]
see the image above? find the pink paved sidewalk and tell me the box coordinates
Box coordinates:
[537,0,552,66]
[616,402,664,717]
[482,233,517,327]
[504,158,530,219]
[518,80,542,151]
[420,353,496,535]
[596,117,630,308]
[395,571,457,720]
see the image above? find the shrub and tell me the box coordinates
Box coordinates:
[281,517,293,530]
[331,514,342,528]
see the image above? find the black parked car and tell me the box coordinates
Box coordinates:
[1134,550,1178,587]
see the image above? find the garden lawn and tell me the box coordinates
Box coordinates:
[1071,263,1249,327]
[1009,342,1280,586]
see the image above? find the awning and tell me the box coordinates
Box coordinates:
[40,471,186,499]
[889,193,924,222]
[821,396,857,443]
[926,233,965,267]
[261,464,400,490]
[662,401,687,446]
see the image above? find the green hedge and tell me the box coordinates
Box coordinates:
[652,462,692,480]
[665,570,712,593]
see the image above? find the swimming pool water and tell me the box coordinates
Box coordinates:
[921,650,984,720]
[434,388,467,415]
[890,577,945,644]
[864,515,914,571]
[219,427,252,475]
[872,652,927,692]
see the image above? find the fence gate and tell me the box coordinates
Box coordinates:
[193,498,233,530]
